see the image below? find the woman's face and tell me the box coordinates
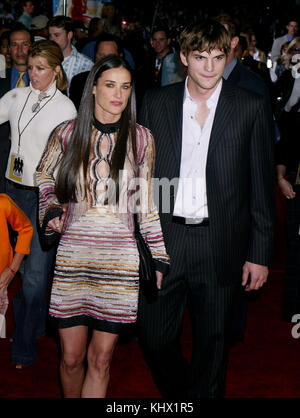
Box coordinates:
[28,55,60,92]
[93,66,132,123]
[0,38,11,65]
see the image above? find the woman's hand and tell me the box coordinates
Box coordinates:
[278,178,296,200]
[47,204,68,233]
[156,271,163,290]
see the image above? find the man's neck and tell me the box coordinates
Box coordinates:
[156,48,170,60]
[63,44,73,59]
[13,64,27,72]
[187,77,221,104]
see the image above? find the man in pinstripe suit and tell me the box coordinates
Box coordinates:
[138,19,275,398]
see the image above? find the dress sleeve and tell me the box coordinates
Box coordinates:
[5,195,33,255]
[137,125,170,272]
[35,120,75,228]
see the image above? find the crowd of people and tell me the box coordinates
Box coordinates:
[0,0,299,400]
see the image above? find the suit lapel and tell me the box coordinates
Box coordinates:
[207,80,235,159]
[165,83,184,167]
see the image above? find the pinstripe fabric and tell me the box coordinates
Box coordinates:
[139,80,275,280]
[138,79,275,398]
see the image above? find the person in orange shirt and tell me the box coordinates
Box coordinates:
[0,194,33,339]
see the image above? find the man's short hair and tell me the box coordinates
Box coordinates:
[151,26,170,39]
[21,0,32,7]
[286,18,299,25]
[94,32,124,57]
[179,19,231,58]
[9,23,32,44]
[48,15,74,34]
[214,13,240,39]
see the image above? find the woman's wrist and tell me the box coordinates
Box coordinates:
[8,267,16,276]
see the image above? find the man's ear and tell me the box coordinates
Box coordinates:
[231,36,240,50]
[180,51,188,66]
[67,30,73,43]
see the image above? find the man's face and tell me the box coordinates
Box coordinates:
[287,21,298,38]
[180,48,226,93]
[150,31,170,57]
[250,35,257,48]
[9,30,31,68]
[95,41,118,62]
[24,1,34,15]
[49,26,72,54]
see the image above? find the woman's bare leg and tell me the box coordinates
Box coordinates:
[59,326,88,398]
[81,330,119,398]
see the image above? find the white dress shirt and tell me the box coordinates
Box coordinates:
[173,77,222,219]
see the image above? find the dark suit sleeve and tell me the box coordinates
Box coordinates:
[69,73,85,110]
[247,97,276,266]
[138,90,151,128]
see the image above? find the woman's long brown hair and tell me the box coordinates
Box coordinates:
[55,54,137,204]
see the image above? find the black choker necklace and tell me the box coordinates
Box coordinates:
[93,117,120,134]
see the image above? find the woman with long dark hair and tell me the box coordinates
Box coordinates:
[36,55,169,398]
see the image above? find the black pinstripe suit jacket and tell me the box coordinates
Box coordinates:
[139,80,275,282]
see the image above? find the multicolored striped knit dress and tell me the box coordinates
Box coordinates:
[36,118,169,333]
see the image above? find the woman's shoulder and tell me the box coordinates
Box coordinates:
[0,193,21,215]
[135,123,154,164]
[2,86,30,101]
[136,123,154,146]
[136,122,152,136]
[51,118,77,139]
[53,90,77,113]
[0,193,10,208]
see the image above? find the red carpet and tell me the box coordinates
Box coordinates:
[1,271,299,398]
[1,191,299,399]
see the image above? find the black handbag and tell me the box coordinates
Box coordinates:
[40,206,63,249]
[134,214,158,302]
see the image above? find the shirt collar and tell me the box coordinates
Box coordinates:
[29,80,57,97]
[223,57,237,80]
[64,44,77,61]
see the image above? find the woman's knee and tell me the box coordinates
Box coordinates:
[61,349,86,372]
[87,347,113,376]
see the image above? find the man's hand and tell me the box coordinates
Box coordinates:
[242,261,269,291]
[156,271,163,290]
